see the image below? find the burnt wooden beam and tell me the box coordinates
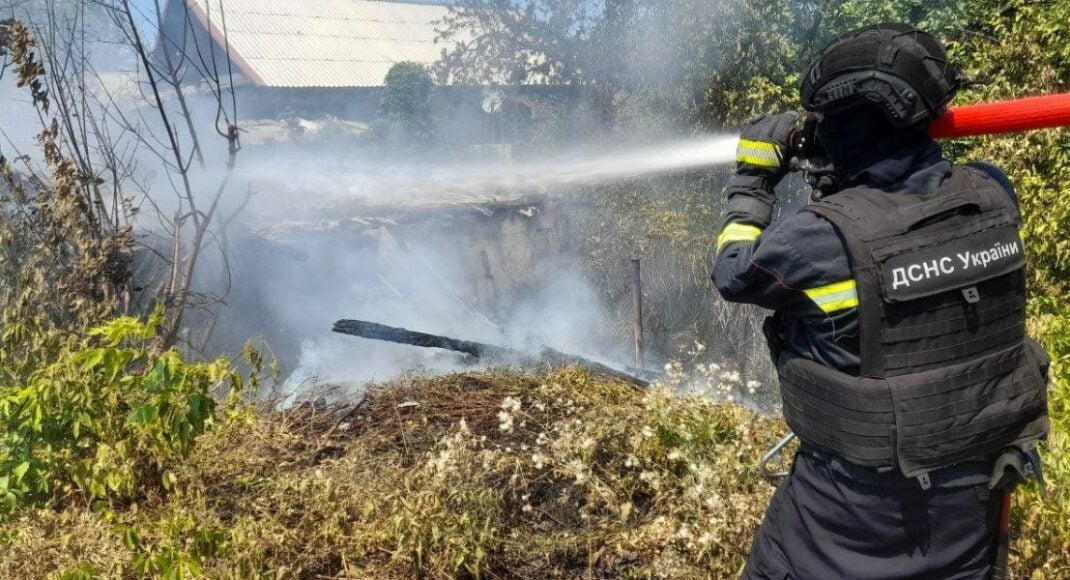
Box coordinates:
[332,319,650,387]
[333,320,514,360]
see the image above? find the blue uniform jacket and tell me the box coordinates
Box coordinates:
[712,140,1017,377]
[722,142,1022,580]
[713,140,1019,486]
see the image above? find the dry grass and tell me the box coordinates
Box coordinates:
[1,367,1066,579]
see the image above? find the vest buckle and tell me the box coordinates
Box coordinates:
[917,473,932,490]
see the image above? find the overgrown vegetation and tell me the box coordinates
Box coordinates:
[0,313,240,514]
[0,19,130,353]
[0,15,244,522]
[1,369,782,578]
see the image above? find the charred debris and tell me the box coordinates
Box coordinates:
[333,319,654,387]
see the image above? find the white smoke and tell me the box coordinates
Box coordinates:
[200,133,741,402]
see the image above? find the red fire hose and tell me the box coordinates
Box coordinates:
[930,92,1070,139]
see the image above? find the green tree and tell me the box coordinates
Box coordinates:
[436,0,969,134]
[695,0,968,124]
[378,61,436,146]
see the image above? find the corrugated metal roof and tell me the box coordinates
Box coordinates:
[185,0,460,88]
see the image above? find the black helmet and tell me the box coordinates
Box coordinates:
[801,23,959,127]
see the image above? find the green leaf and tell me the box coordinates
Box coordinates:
[12,462,28,483]
[106,472,122,492]
[127,404,157,425]
[123,527,140,550]
[144,358,171,394]
[77,348,106,371]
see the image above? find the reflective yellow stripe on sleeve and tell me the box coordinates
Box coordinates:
[737,139,782,169]
[717,223,763,253]
[804,279,859,314]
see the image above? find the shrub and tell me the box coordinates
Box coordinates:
[0,312,240,514]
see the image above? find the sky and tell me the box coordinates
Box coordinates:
[129,0,165,39]
[130,0,156,20]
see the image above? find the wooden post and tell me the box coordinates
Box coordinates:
[168,211,182,301]
[631,258,644,369]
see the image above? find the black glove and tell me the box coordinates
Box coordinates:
[735,111,798,185]
[723,111,799,227]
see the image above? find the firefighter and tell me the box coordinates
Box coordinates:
[712,23,1049,579]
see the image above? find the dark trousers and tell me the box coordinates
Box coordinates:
[743,451,1001,580]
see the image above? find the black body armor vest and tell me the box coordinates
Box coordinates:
[776,165,1050,478]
